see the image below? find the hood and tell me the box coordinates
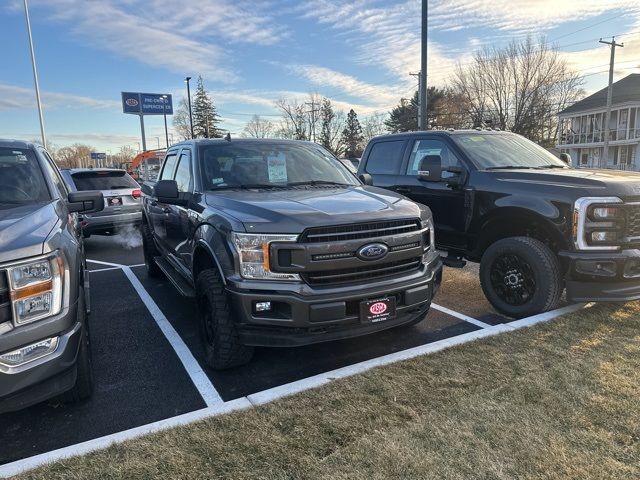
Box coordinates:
[204,186,424,233]
[0,202,59,264]
[490,168,640,199]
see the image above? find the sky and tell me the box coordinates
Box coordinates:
[1,0,640,152]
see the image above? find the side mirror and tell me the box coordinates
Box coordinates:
[359,173,373,186]
[444,166,465,188]
[67,191,104,214]
[141,182,154,196]
[417,155,442,182]
[559,153,571,164]
[154,180,188,206]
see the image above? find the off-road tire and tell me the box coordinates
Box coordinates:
[196,269,254,369]
[60,288,94,402]
[480,236,562,319]
[142,222,162,278]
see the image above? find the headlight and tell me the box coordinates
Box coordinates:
[7,252,64,325]
[230,233,300,281]
[573,197,624,251]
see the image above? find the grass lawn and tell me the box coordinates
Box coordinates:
[18,302,640,480]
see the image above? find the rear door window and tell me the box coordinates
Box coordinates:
[174,150,192,193]
[365,140,405,174]
[71,171,138,190]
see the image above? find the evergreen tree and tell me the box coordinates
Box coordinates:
[384,88,446,133]
[340,109,364,158]
[192,76,222,138]
[318,98,344,155]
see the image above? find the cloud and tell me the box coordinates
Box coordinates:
[22,0,289,83]
[0,83,119,111]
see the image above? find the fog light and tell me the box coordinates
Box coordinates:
[591,231,617,242]
[0,337,59,367]
[255,301,272,312]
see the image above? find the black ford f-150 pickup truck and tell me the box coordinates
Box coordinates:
[0,139,103,413]
[358,130,640,318]
[141,139,442,369]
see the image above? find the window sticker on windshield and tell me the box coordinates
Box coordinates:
[468,136,486,142]
[211,177,224,185]
[267,154,287,182]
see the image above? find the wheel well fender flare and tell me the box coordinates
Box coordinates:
[192,224,230,285]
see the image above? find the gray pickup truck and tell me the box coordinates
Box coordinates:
[0,140,103,413]
[141,138,442,369]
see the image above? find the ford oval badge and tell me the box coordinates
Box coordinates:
[356,243,389,261]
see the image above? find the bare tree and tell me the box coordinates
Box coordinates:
[453,36,583,144]
[274,98,309,140]
[242,115,275,138]
[173,98,192,141]
[53,144,94,168]
[361,113,387,143]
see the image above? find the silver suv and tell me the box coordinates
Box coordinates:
[61,168,142,237]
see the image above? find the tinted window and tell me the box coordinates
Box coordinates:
[71,171,138,190]
[0,147,51,204]
[365,141,405,174]
[199,143,357,190]
[174,151,192,192]
[406,139,462,179]
[160,153,178,180]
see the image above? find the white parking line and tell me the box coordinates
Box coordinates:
[0,302,589,478]
[120,266,223,407]
[431,303,492,329]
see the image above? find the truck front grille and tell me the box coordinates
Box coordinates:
[0,269,12,325]
[302,257,422,286]
[301,219,421,243]
[625,205,640,239]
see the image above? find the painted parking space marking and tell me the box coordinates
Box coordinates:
[121,266,223,406]
[431,302,493,329]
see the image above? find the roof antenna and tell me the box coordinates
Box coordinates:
[225,132,231,142]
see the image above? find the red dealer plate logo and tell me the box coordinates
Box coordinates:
[369,302,387,315]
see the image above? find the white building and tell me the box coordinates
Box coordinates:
[557,74,640,170]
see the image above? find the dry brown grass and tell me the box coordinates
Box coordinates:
[17,302,640,480]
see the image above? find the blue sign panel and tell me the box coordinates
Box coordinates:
[90,152,106,161]
[121,92,172,115]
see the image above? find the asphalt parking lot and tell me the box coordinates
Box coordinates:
[0,232,544,467]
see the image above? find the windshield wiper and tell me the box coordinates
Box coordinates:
[213,183,288,190]
[485,166,536,170]
[286,180,351,187]
[535,165,567,169]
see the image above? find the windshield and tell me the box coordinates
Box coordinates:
[199,142,359,190]
[0,147,51,206]
[452,133,567,170]
[71,170,139,190]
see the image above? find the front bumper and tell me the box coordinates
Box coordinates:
[0,322,82,414]
[560,249,640,302]
[82,211,142,234]
[227,255,443,347]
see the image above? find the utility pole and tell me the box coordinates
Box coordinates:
[599,36,623,168]
[185,77,194,139]
[409,72,421,128]
[161,94,169,148]
[23,0,47,148]
[419,0,428,131]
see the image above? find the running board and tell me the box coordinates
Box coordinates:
[154,257,196,298]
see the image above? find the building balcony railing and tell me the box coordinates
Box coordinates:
[559,128,640,145]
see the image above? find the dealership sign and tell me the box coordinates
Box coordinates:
[90,152,106,161]
[121,92,173,115]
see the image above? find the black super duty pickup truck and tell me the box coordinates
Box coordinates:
[141,139,442,369]
[358,130,640,318]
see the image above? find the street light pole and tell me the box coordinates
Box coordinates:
[161,94,169,148]
[185,77,194,139]
[23,0,47,148]
[419,0,428,131]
